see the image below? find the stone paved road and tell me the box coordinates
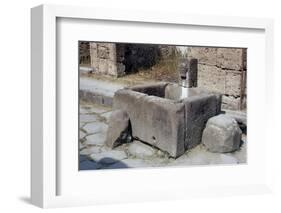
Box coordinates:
[79,102,247,170]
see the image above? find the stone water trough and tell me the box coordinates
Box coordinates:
[109,82,222,158]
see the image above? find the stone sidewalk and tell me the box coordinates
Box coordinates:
[79,102,247,170]
[80,77,124,98]
[79,77,125,107]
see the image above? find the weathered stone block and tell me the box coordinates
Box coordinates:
[112,83,222,158]
[97,58,108,74]
[217,48,244,70]
[202,114,242,153]
[89,42,119,77]
[97,45,110,59]
[188,58,198,87]
[183,94,220,149]
[222,95,240,110]
[107,60,118,76]
[114,88,185,157]
[187,47,217,66]
[127,140,156,158]
[105,109,131,148]
[197,64,226,94]
[225,71,241,97]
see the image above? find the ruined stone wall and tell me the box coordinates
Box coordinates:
[187,47,247,110]
[79,42,90,65]
[89,43,126,77]
[159,45,176,59]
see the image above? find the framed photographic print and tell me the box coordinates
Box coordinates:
[31,4,274,208]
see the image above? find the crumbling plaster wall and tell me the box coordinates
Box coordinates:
[187,47,247,110]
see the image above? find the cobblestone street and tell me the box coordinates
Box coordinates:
[79,102,247,170]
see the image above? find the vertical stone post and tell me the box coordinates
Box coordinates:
[116,44,126,77]
[89,42,98,71]
[188,58,198,87]
[107,43,118,76]
[177,58,198,88]
[177,58,189,87]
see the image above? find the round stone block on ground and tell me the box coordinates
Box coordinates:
[202,114,242,153]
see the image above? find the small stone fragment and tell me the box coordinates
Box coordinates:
[105,109,132,148]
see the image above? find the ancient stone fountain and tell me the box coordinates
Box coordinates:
[109,82,221,158]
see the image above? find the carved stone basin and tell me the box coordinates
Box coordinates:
[113,82,222,158]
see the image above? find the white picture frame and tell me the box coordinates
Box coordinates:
[31,4,274,208]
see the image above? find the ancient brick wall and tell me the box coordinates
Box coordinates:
[187,47,247,110]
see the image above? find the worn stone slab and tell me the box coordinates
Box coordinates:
[80,104,110,114]
[80,77,124,98]
[127,141,156,158]
[80,114,99,123]
[100,111,112,123]
[83,122,108,134]
[79,106,92,114]
[85,132,107,146]
[79,131,87,139]
[89,150,127,164]
[90,107,110,114]
[202,114,242,153]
